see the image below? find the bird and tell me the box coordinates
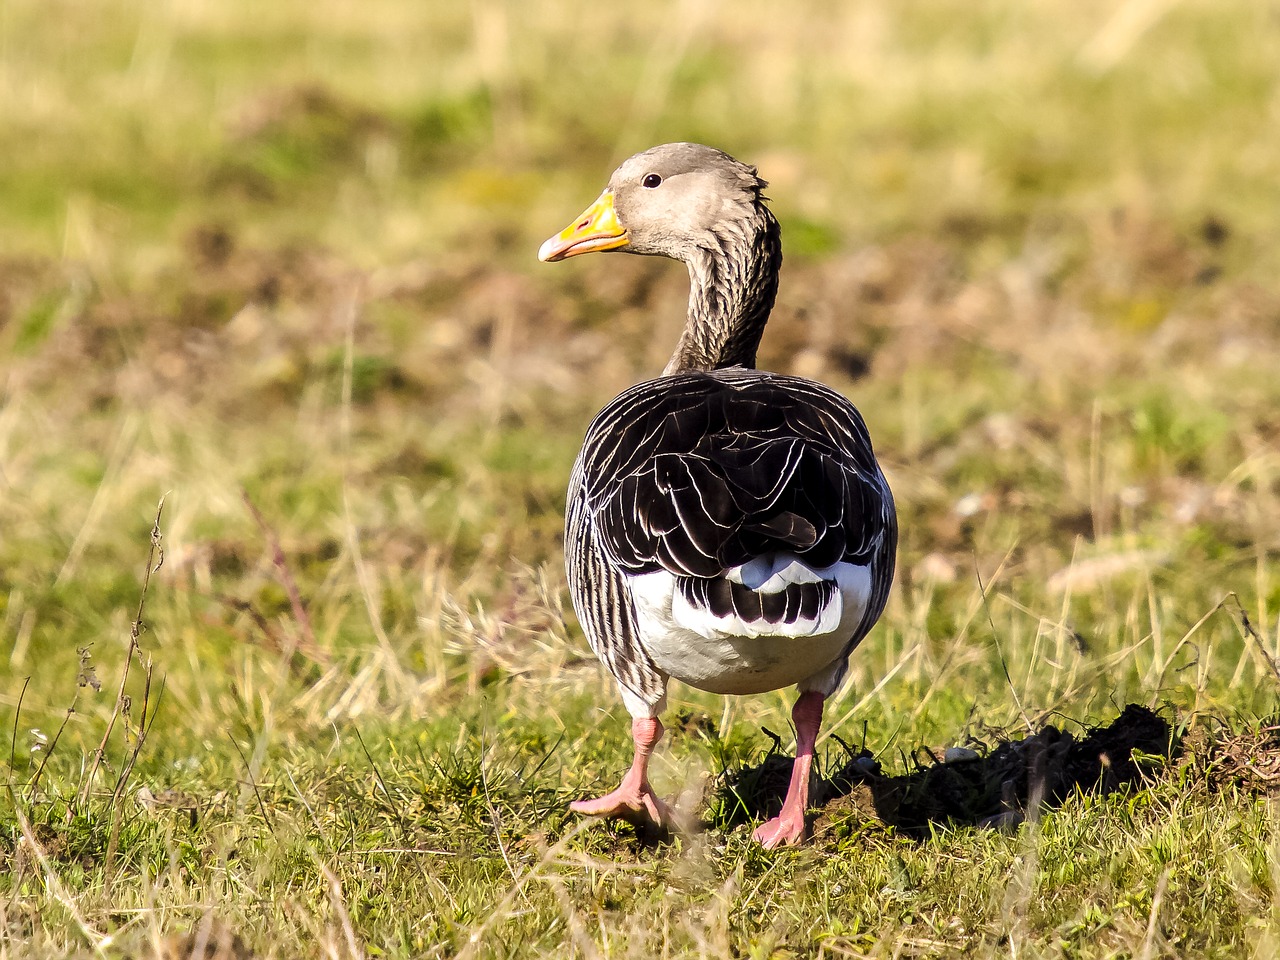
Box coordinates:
[538,143,897,848]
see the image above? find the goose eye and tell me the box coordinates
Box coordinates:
[642,173,662,189]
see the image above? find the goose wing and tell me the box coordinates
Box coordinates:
[582,368,892,572]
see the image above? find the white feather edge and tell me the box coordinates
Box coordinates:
[685,556,868,638]
[725,554,827,592]
[626,554,872,699]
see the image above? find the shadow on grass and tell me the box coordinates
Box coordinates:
[714,703,1176,840]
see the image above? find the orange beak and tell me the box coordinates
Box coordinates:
[538,190,629,262]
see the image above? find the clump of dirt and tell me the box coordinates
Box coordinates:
[715,704,1175,840]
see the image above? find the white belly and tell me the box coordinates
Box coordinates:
[627,560,872,695]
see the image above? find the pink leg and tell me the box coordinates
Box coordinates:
[570,718,671,827]
[753,691,825,848]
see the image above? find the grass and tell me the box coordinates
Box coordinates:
[4,0,1280,955]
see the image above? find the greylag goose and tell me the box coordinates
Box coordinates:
[539,143,897,847]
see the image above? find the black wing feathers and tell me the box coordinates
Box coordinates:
[579,368,892,578]
[744,511,817,547]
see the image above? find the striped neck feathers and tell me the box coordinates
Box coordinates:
[663,204,782,375]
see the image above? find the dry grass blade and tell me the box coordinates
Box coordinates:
[1223,591,1280,689]
[24,696,79,800]
[241,488,328,668]
[76,495,166,811]
[9,676,30,777]
[319,861,365,960]
[975,553,1034,735]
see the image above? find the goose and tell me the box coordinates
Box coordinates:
[538,143,897,847]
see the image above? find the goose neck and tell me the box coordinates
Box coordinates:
[663,207,781,375]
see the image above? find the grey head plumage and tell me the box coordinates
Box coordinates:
[539,142,782,373]
[607,143,772,261]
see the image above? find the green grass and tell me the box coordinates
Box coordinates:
[4,0,1280,956]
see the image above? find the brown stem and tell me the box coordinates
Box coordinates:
[76,495,166,811]
[241,488,320,662]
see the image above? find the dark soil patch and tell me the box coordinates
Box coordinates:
[715,703,1177,840]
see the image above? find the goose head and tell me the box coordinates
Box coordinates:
[538,142,770,263]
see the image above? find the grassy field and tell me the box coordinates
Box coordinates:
[5,0,1280,956]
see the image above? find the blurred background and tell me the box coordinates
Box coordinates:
[4,0,1280,819]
